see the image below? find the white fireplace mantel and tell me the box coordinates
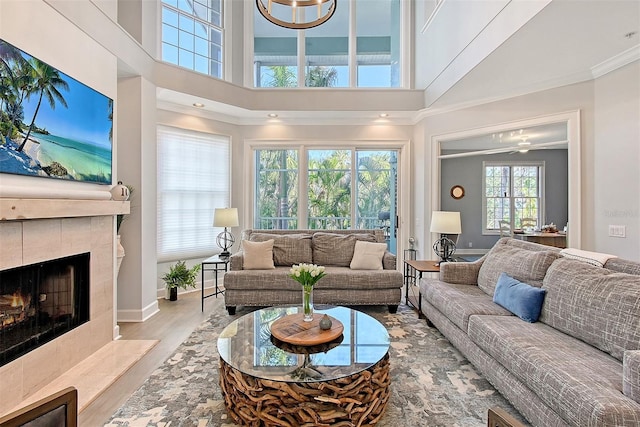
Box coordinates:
[0,198,130,221]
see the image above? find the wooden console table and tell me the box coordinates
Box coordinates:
[516,232,566,248]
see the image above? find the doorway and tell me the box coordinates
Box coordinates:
[430,111,581,249]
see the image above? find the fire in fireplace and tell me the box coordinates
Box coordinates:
[0,253,90,367]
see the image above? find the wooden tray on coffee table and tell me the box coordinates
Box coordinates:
[270,313,344,346]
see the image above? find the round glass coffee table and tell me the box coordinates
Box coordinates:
[217,306,390,426]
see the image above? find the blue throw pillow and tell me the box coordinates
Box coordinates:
[493,272,546,323]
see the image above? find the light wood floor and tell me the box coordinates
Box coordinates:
[79,291,219,426]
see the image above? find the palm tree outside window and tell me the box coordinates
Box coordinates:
[254,147,399,253]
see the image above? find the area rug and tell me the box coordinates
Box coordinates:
[106,302,527,426]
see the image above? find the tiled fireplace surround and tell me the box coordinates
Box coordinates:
[0,199,127,415]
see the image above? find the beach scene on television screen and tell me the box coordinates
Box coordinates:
[0,39,112,184]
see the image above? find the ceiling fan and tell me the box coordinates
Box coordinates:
[438,139,569,159]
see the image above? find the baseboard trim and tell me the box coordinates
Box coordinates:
[155,278,222,299]
[117,300,160,322]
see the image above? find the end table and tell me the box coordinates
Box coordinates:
[201,255,229,311]
[404,260,440,315]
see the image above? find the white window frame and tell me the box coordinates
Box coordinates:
[160,0,225,79]
[251,143,401,230]
[157,125,230,261]
[482,161,545,235]
[249,0,410,88]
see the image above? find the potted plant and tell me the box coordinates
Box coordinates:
[162,260,201,301]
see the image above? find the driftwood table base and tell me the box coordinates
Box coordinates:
[219,353,391,427]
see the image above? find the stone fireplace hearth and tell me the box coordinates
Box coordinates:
[0,198,128,415]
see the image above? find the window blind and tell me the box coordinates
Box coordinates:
[157,125,230,261]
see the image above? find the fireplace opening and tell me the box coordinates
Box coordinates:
[0,253,90,367]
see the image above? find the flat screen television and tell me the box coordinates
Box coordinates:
[0,38,113,184]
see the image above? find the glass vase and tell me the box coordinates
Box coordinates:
[302,284,313,322]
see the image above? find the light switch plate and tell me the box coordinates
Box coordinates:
[608,225,626,238]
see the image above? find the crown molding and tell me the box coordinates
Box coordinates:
[413,70,593,124]
[157,100,417,126]
[591,44,640,79]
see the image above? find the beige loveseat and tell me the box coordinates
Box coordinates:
[421,238,640,426]
[223,229,403,315]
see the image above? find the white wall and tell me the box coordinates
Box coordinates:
[415,80,597,257]
[153,112,415,295]
[413,0,550,104]
[416,64,640,260]
[117,77,159,321]
[593,62,640,259]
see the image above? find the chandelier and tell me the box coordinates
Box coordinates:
[256,0,337,30]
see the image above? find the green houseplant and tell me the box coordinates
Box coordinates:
[162,260,201,301]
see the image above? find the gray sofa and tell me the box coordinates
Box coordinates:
[224,229,403,315]
[420,238,640,427]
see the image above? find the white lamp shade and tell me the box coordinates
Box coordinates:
[430,211,462,234]
[213,208,239,227]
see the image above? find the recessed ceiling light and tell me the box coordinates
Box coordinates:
[379,113,389,118]
[267,113,278,118]
[193,102,205,108]
[518,141,531,147]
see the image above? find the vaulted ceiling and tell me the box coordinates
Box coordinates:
[156,0,639,125]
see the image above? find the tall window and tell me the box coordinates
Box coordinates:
[308,150,352,229]
[254,147,398,252]
[483,162,544,233]
[356,150,396,229]
[254,0,403,88]
[255,149,299,229]
[157,126,230,261]
[161,0,223,78]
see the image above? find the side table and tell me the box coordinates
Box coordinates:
[404,260,440,315]
[201,255,229,311]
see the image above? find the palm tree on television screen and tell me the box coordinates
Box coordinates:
[18,58,69,152]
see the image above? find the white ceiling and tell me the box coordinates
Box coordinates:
[157,0,640,126]
[431,0,640,109]
[441,121,568,151]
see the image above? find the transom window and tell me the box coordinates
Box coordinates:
[483,162,545,233]
[161,0,223,78]
[254,0,404,88]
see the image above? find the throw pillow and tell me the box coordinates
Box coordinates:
[242,239,275,270]
[350,241,387,270]
[312,232,377,267]
[493,272,546,322]
[249,233,313,266]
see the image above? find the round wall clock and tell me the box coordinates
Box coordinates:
[450,185,465,200]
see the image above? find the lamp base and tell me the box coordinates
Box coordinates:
[216,229,235,259]
[433,236,456,265]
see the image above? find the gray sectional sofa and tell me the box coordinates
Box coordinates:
[224,229,403,315]
[420,238,640,426]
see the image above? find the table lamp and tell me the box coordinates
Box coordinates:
[430,211,462,264]
[213,208,239,258]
